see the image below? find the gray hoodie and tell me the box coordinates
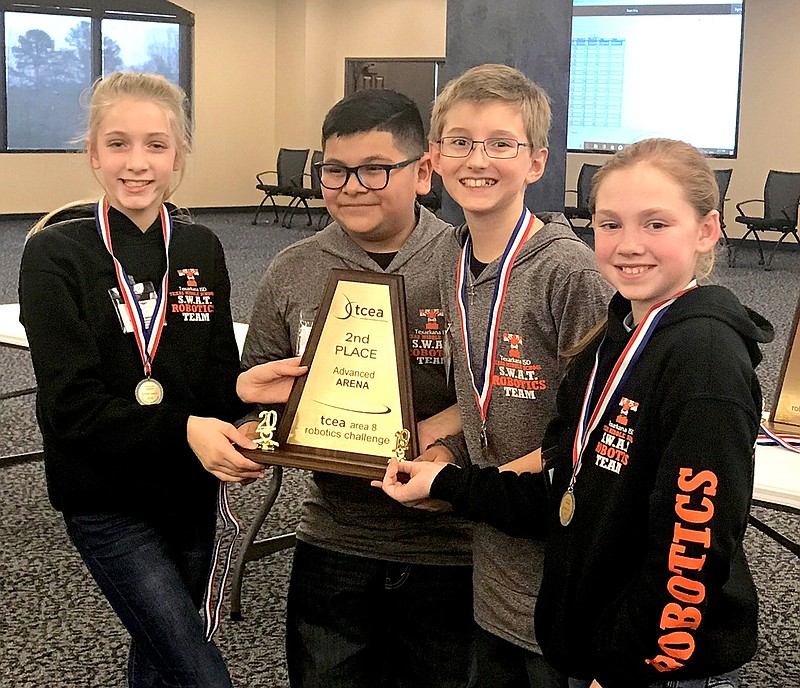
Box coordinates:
[242,207,472,564]
[438,212,612,651]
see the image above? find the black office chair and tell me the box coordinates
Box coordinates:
[564,163,602,235]
[733,170,800,270]
[282,150,327,228]
[253,148,310,225]
[713,168,733,263]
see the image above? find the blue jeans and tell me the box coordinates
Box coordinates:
[568,669,740,688]
[286,540,474,688]
[64,509,232,688]
[469,624,567,688]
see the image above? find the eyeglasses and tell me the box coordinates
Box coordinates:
[314,157,421,190]
[437,137,532,159]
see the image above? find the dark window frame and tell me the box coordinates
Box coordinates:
[0,0,193,153]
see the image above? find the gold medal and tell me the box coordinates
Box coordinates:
[135,377,164,405]
[559,489,575,527]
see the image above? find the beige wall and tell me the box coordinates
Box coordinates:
[273,0,446,153]
[178,0,277,209]
[2,0,797,225]
[567,0,800,240]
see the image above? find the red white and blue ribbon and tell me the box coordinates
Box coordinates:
[569,281,698,484]
[758,423,800,454]
[455,207,535,425]
[203,482,241,640]
[95,195,171,377]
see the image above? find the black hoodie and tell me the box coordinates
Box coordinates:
[432,285,774,686]
[19,203,245,516]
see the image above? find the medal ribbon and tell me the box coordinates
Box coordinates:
[455,207,535,424]
[95,196,171,378]
[758,424,800,454]
[203,482,241,640]
[569,281,698,486]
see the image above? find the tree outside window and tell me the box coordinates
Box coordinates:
[1,2,192,151]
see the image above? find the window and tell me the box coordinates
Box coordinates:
[1,1,193,152]
[102,19,180,81]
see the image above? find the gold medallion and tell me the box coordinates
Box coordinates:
[135,377,164,406]
[559,489,575,527]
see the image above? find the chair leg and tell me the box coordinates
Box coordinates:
[301,199,313,227]
[719,228,733,266]
[281,198,299,228]
[229,467,295,620]
[252,195,270,225]
[764,229,800,271]
[731,227,757,267]
[752,231,765,266]
[268,197,281,224]
[0,451,44,468]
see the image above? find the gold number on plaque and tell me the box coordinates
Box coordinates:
[394,428,411,462]
[255,409,279,452]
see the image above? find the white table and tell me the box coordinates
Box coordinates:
[750,442,800,558]
[0,303,27,349]
[0,303,249,466]
[1,303,249,357]
[0,303,36,400]
[233,322,249,357]
[0,304,40,465]
[753,443,800,512]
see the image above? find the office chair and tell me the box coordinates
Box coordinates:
[253,148,310,225]
[733,170,800,270]
[282,150,327,228]
[713,168,733,264]
[564,163,602,235]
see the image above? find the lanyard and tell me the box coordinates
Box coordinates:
[569,281,698,488]
[455,207,535,437]
[758,424,800,454]
[95,196,171,378]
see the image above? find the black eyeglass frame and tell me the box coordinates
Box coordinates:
[313,156,421,190]
[436,137,533,159]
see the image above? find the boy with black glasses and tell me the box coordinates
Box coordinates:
[417,64,613,687]
[240,89,473,687]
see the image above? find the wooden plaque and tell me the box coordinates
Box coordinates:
[242,269,419,479]
[769,293,800,433]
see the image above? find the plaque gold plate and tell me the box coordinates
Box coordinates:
[241,269,419,480]
[769,294,800,433]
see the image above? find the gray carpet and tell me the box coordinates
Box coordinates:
[0,210,797,687]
